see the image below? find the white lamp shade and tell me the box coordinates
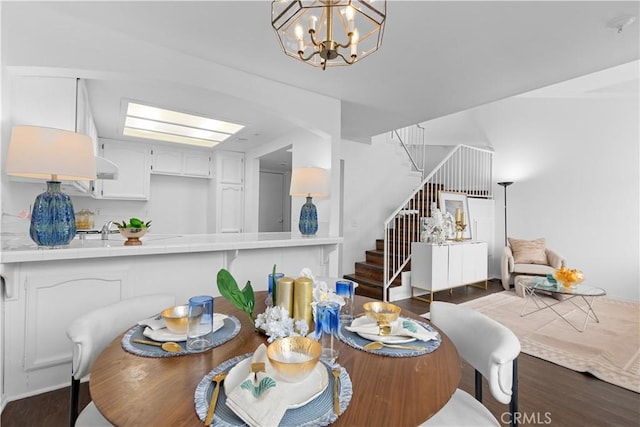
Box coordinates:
[290,167,329,197]
[6,125,96,181]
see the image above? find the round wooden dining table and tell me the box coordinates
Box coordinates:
[90,292,461,426]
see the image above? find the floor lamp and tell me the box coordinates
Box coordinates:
[497,182,514,246]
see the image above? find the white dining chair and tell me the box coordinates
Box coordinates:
[421,301,521,427]
[66,293,175,426]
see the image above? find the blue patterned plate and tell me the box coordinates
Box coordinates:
[339,319,441,358]
[121,315,241,358]
[194,354,352,427]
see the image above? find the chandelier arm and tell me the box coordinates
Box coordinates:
[308,29,320,48]
[334,32,354,50]
[298,50,321,62]
[336,51,357,65]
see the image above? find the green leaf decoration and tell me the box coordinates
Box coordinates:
[114,217,151,229]
[242,281,255,315]
[240,377,276,398]
[217,269,245,309]
[216,269,255,323]
[403,320,418,333]
[546,274,557,284]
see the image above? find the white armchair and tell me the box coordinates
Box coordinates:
[501,238,565,290]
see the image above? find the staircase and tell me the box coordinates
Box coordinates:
[345,130,494,301]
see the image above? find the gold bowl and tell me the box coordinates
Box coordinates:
[266,336,322,383]
[118,227,148,246]
[161,305,189,334]
[363,301,402,323]
[554,266,584,288]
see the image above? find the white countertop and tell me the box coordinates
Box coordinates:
[0,232,343,264]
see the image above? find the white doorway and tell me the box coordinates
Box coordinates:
[259,171,287,231]
[258,147,292,232]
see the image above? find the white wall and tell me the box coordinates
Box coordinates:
[340,134,422,277]
[422,95,639,301]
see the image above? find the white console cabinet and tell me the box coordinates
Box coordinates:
[410,241,488,302]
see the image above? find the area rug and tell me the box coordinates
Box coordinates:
[449,291,639,393]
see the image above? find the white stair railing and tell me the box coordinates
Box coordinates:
[392,125,426,178]
[382,144,494,301]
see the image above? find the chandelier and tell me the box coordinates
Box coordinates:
[271,0,386,70]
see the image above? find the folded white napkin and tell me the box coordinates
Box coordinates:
[225,344,288,427]
[346,316,438,342]
[137,314,165,331]
[142,313,227,342]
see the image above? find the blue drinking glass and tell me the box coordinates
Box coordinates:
[315,301,340,363]
[335,280,355,325]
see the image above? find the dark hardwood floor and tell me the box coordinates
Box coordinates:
[2,279,639,426]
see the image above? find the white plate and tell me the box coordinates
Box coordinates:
[143,315,226,342]
[223,357,328,409]
[350,316,417,344]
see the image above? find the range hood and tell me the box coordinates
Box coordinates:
[95,156,118,180]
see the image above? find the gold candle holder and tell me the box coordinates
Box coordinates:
[293,277,314,332]
[454,220,467,241]
[276,277,294,315]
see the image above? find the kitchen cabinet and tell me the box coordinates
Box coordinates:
[151,147,182,175]
[410,241,488,301]
[151,146,212,178]
[94,139,150,200]
[183,151,212,177]
[218,184,244,232]
[216,151,244,184]
[213,151,245,232]
[11,75,77,130]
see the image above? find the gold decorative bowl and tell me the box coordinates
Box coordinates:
[118,227,148,246]
[266,336,322,383]
[363,301,402,323]
[554,267,584,288]
[161,305,189,334]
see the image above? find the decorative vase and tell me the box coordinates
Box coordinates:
[29,181,76,247]
[298,196,318,236]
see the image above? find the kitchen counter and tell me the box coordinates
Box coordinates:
[1,232,343,263]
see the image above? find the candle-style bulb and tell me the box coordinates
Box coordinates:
[350,29,359,57]
[345,6,355,32]
[295,25,304,52]
[308,15,317,32]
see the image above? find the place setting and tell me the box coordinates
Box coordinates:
[338,301,441,357]
[121,295,241,357]
[194,337,352,427]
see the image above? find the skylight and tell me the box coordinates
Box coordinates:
[123,102,245,148]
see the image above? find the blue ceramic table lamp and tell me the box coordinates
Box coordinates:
[6,126,97,247]
[289,167,329,237]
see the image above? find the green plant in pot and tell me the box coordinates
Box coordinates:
[113,217,152,246]
[114,217,152,230]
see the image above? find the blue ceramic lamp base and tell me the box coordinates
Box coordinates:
[298,196,318,237]
[30,181,77,247]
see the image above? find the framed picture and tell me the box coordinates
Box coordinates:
[438,191,472,240]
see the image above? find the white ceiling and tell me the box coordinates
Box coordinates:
[3,1,639,157]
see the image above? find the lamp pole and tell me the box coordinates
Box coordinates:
[497,182,514,246]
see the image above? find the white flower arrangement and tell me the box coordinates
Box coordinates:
[254,268,344,342]
[254,306,309,343]
[421,203,455,245]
